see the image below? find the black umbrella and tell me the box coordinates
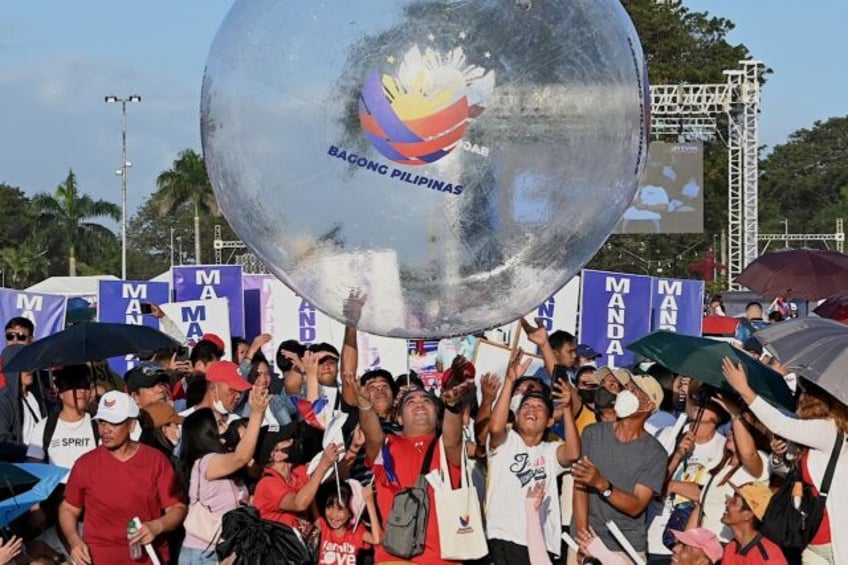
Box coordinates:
[735,249,848,300]
[0,462,39,503]
[217,506,314,564]
[4,321,180,372]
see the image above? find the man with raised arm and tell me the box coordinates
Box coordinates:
[485,350,581,564]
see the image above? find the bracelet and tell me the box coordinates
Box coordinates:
[444,402,463,414]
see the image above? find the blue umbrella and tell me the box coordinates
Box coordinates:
[0,463,67,527]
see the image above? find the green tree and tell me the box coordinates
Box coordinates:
[126,195,240,280]
[759,116,848,237]
[0,243,49,288]
[153,149,219,265]
[31,169,121,276]
[0,183,36,249]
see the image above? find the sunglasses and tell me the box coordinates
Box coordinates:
[5,332,30,342]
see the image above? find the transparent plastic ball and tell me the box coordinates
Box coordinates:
[201,0,649,338]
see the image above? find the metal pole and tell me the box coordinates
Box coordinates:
[170,227,175,268]
[121,101,128,280]
[783,218,789,250]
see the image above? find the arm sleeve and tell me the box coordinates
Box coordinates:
[63,460,86,508]
[26,418,46,460]
[749,396,837,453]
[524,498,553,565]
[636,443,668,495]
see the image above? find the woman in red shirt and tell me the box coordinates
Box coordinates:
[253,424,342,530]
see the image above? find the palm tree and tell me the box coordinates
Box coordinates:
[31,170,120,276]
[0,243,49,287]
[153,149,218,264]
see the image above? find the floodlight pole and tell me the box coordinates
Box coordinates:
[105,94,141,280]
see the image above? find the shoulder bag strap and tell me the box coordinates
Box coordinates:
[818,431,843,497]
[438,436,469,490]
[193,458,203,502]
[415,435,440,489]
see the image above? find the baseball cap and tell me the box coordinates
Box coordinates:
[575,365,600,386]
[576,344,601,359]
[731,481,773,520]
[206,360,252,392]
[256,422,299,464]
[125,362,170,392]
[94,390,140,424]
[142,401,184,428]
[670,528,723,563]
[596,366,632,387]
[200,333,226,354]
[54,365,92,391]
[632,375,664,413]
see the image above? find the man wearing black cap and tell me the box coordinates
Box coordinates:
[27,366,98,480]
[486,351,580,564]
[125,361,171,410]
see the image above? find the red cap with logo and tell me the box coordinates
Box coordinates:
[206,360,251,392]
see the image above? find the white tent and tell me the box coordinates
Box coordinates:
[25,275,120,299]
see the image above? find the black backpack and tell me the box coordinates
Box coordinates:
[381,436,438,559]
[41,413,99,463]
[760,431,843,549]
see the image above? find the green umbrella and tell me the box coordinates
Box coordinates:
[626,331,796,411]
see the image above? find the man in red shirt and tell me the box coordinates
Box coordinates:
[720,481,787,564]
[350,371,472,565]
[59,391,186,565]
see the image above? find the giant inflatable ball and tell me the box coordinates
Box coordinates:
[201,0,649,338]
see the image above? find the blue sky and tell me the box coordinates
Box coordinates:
[0,0,845,223]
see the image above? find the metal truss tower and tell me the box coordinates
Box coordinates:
[649,60,764,290]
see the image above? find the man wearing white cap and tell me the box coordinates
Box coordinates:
[59,391,186,565]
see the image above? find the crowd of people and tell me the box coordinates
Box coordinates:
[0,309,844,565]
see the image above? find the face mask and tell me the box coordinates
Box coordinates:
[509,393,524,415]
[594,387,617,409]
[578,388,597,405]
[614,389,640,419]
[212,386,229,415]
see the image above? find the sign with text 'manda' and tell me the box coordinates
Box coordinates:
[172,265,245,338]
[97,280,170,376]
[0,288,67,339]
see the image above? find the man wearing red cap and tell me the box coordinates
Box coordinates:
[179,360,251,419]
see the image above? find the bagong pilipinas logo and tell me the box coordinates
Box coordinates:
[359,45,495,166]
[456,513,474,534]
[458,514,471,528]
[104,397,117,408]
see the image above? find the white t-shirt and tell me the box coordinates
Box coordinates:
[20,391,42,444]
[485,429,567,556]
[647,427,726,555]
[26,414,98,482]
[700,451,769,542]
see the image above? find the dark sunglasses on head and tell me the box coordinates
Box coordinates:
[6,332,29,342]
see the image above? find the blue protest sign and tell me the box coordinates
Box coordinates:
[651,277,705,336]
[579,270,652,368]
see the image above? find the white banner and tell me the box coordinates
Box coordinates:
[159,297,232,360]
[266,279,409,377]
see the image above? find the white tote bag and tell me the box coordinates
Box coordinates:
[435,438,488,560]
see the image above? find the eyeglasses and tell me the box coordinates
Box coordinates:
[6,332,30,342]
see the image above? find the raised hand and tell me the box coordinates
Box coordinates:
[506,348,532,383]
[480,372,501,404]
[302,351,319,380]
[248,384,271,413]
[442,379,476,412]
[343,288,367,326]
[552,379,575,408]
[520,317,549,346]
[344,371,372,409]
[526,480,547,510]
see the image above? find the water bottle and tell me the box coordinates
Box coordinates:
[127,518,143,561]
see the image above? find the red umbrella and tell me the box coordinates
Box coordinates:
[814,296,848,323]
[736,249,848,301]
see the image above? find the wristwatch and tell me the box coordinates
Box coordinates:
[600,481,613,499]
